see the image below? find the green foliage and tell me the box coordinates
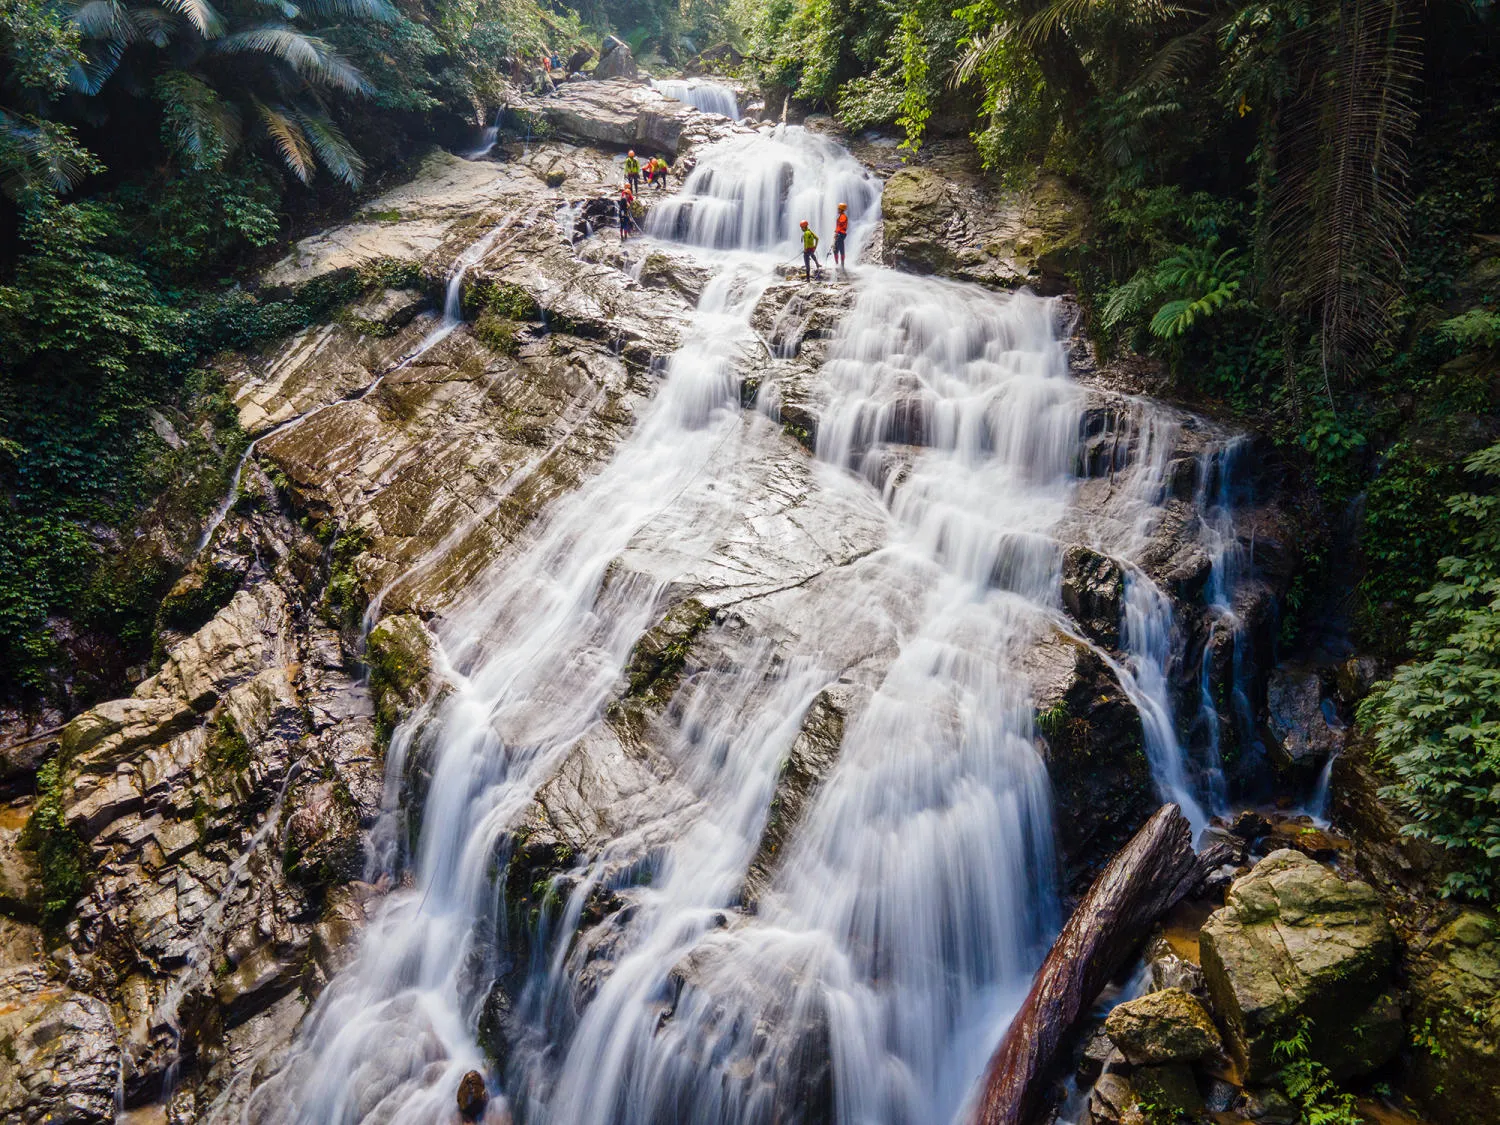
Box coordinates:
[1357,442,1467,651]
[323,526,372,630]
[21,756,91,923]
[1361,440,1500,901]
[1272,1018,1362,1125]
[1101,242,1246,342]
[205,711,252,774]
[894,8,929,151]
[1438,309,1500,352]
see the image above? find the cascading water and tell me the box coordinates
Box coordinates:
[240,126,1252,1125]
[652,78,741,120]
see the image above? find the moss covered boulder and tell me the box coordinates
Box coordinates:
[881,165,1088,292]
[1407,909,1500,1125]
[1104,987,1222,1065]
[1199,849,1401,1081]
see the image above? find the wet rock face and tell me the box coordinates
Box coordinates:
[1027,631,1153,887]
[880,164,1088,292]
[1060,545,1124,649]
[0,957,122,1124]
[1103,987,1221,1065]
[1265,665,1344,777]
[1199,849,1400,1081]
[1407,908,1500,1125]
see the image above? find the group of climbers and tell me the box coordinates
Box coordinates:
[798,202,850,279]
[618,150,673,239]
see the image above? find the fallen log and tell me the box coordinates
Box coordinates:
[972,803,1204,1125]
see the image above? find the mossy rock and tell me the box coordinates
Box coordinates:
[1104,987,1222,1065]
[1407,908,1500,1125]
[1199,849,1399,1081]
[366,614,435,733]
[475,310,521,356]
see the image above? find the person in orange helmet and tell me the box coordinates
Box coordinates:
[832,201,850,268]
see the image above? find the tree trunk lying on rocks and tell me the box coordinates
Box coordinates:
[971,803,1211,1125]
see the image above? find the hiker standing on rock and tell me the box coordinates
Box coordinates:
[799,220,822,280]
[624,150,642,193]
[833,202,849,269]
[619,183,636,240]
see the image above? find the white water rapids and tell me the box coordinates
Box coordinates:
[234,126,1248,1125]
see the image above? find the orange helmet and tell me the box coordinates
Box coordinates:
[838,202,848,210]
[628,149,635,156]
[799,220,809,228]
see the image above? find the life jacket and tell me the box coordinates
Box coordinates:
[835,212,849,235]
[624,156,640,175]
[801,228,818,251]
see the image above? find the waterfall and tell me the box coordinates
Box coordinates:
[653,78,741,120]
[644,127,880,255]
[241,127,1252,1125]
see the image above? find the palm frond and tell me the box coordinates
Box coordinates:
[297,0,397,24]
[130,5,178,47]
[216,26,369,93]
[1265,0,1421,376]
[160,0,223,37]
[255,99,315,182]
[156,70,240,168]
[0,111,101,198]
[1021,0,1197,45]
[951,26,1004,90]
[72,0,134,40]
[1133,21,1218,90]
[294,105,364,186]
[69,39,129,94]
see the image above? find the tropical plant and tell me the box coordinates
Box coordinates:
[1271,1018,1362,1125]
[1360,439,1500,901]
[64,0,398,186]
[1101,241,1247,339]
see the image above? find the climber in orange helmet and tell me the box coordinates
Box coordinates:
[833,202,850,268]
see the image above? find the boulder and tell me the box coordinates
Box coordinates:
[532,80,697,156]
[1407,909,1500,1125]
[594,39,638,80]
[1061,544,1124,649]
[881,165,1088,292]
[1104,987,1221,1065]
[1199,849,1400,1080]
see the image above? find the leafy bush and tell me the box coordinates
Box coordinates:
[1360,440,1500,901]
[20,756,91,923]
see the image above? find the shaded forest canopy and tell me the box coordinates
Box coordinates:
[2,0,1500,896]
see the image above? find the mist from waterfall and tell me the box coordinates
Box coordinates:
[241,125,1244,1125]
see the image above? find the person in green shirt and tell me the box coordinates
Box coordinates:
[624,150,641,193]
[799,220,822,280]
